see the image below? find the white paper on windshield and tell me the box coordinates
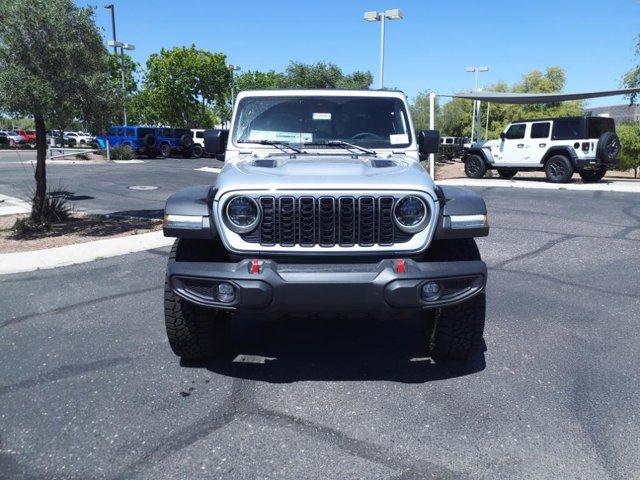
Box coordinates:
[312,112,332,121]
[249,130,313,143]
[389,133,409,145]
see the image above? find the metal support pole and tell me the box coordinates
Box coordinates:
[379,14,386,89]
[485,102,490,138]
[120,47,127,125]
[471,69,479,142]
[106,138,111,161]
[429,92,435,179]
[108,5,117,55]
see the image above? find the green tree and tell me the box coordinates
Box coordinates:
[235,70,284,92]
[280,61,372,89]
[622,34,640,103]
[616,123,640,177]
[0,0,119,222]
[409,91,441,132]
[135,46,230,127]
[108,52,139,94]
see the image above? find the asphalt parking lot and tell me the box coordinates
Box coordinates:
[0,153,222,217]
[1,185,639,479]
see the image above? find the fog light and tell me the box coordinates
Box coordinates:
[421,282,441,302]
[216,282,235,303]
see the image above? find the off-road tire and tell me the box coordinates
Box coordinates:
[164,241,230,360]
[579,168,607,183]
[160,143,171,158]
[180,134,194,148]
[430,293,486,360]
[192,144,204,158]
[545,155,573,183]
[142,134,156,148]
[497,168,517,179]
[423,238,486,360]
[596,131,620,163]
[464,155,486,179]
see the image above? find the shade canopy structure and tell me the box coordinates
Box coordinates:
[424,87,640,179]
[439,87,640,104]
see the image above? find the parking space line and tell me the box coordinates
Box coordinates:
[194,167,222,173]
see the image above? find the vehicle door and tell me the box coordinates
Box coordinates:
[493,123,527,166]
[524,121,551,164]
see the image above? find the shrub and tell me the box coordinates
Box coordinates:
[14,188,74,235]
[615,123,640,178]
[103,144,136,160]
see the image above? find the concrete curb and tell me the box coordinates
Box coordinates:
[0,230,174,275]
[437,178,640,193]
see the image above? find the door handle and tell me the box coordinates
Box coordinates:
[539,143,546,148]
[517,144,524,148]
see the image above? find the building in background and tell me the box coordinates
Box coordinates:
[585,104,640,123]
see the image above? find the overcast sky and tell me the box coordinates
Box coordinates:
[81,0,640,107]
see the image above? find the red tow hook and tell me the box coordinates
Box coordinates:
[249,259,261,274]
[395,259,406,274]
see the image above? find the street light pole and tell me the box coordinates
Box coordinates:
[228,64,241,110]
[108,40,135,126]
[104,4,117,55]
[364,9,403,89]
[465,66,488,143]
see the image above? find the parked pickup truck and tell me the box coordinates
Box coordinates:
[162,89,490,361]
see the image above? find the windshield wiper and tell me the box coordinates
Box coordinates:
[237,139,303,154]
[303,140,376,156]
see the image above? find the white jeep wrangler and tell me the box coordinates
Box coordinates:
[462,116,621,183]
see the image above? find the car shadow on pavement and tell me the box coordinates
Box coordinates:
[182,314,486,383]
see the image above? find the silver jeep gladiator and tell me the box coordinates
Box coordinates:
[163,89,489,361]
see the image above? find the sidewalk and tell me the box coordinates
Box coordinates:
[0,230,173,275]
[437,177,640,193]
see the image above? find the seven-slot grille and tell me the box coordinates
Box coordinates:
[239,195,416,247]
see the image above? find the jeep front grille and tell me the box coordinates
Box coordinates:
[240,195,414,247]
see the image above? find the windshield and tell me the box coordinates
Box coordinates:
[232,95,412,149]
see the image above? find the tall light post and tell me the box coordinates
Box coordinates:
[465,66,488,142]
[228,64,241,109]
[108,40,135,125]
[104,4,117,55]
[364,9,403,89]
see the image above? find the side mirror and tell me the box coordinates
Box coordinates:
[418,129,440,155]
[500,132,507,140]
[203,129,229,156]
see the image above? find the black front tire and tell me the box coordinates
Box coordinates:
[579,168,606,183]
[423,238,486,360]
[164,241,230,360]
[497,168,517,179]
[464,155,486,179]
[545,155,573,183]
[430,293,486,360]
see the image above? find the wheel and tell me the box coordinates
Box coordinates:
[160,143,171,158]
[464,155,486,179]
[192,144,204,158]
[180,134,194,148]
[579,168,606,183]
[182,147,194,158]
[544,155,573,183]
[164,240,230,360]
[497,168,517,179]
[422,239,486,360]
[596,132,620,163]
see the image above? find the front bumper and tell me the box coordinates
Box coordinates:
[167,258,487,313]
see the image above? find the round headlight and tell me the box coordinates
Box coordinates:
[393,195,429,233]
[225,196,261,233]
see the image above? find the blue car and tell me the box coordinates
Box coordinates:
[99,126,194,158]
